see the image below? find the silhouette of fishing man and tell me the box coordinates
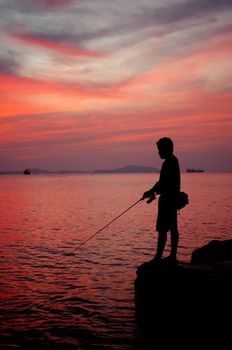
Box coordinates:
[142,137,180,265]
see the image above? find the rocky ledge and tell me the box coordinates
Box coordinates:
[134,239,232,344]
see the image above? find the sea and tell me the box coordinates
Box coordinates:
[0,173,231,349]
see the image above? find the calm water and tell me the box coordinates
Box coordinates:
[0,173,231,349]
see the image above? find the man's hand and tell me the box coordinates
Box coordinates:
[146,193,156,204]
[142,190,155,200]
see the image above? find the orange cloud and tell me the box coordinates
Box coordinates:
[0,73,120,118]
[120,34,232,103]
[1,30,231,171]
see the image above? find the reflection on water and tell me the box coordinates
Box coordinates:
[0,173,231,349]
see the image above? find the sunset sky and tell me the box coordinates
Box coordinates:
[0,0,231,172]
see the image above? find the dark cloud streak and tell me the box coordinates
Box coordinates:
[0,0,74,13]
[0,58,19,75]
[1,0,231,53]
[136,0,232,27]
[18,0,232,48]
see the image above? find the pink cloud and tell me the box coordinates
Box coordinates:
[0,31,231,171]
[34,0,74,7]
[14,33,106,58]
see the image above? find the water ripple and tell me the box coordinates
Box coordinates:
[0,173,231,349]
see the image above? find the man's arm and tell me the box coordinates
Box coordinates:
[142,181,161,199]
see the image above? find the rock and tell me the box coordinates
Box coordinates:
[191,239,232,264]
[134,240,232,345]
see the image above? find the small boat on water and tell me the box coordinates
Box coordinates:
[23,169,31,175]
[186,168,204,173]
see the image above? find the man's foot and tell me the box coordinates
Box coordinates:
[162,255,179,265]
[146,257,162,264]
[138,257,162,271]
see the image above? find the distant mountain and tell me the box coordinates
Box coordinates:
[0,168,90,175]
[186,168,205,173]
[0,165,159,175]
[30,168,46,174]
[29,168,89,174]
[93,165,159,173]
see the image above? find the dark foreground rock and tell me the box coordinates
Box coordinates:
[134,240,232,346]
[191,239,232,264]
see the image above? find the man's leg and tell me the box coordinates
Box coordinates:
[170,225,179,260]
[138,230,167,268]
[155,230,167,260]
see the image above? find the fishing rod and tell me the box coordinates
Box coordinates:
[21,196,156,312]
[43,197,146,273]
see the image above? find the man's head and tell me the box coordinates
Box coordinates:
[156,137,173,159]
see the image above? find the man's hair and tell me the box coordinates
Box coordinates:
[156,137,173,153]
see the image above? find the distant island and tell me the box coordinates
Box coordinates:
[0,165,160,175]
[93,165,159,173]
[186,168,205,173]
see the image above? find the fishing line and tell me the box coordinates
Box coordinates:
[43,197,143,274]
[23,197,147,311]
[5,197,144,308]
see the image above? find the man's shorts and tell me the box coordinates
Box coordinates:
[156,195,178,232]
